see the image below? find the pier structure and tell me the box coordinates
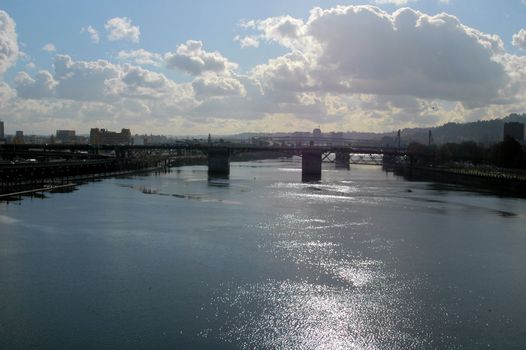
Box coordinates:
[0,143,408,187]
[334,152,351,169]
[206,147,231,176]
[301,149,323,181]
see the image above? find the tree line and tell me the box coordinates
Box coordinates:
[407,137,526,169]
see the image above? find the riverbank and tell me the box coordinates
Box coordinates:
[389,165,526,197]
[0,183,78,199]
[0,157,169,196]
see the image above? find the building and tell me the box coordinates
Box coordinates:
[14,130,24,144]
[503,122,524,141]
[56,130,76,144]
[312,128,324,145]
[329,132,344,145]
[90,128,131,145]
[132,135,145,145]
[0,120,4,140]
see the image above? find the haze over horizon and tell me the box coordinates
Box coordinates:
[0,0,525,135]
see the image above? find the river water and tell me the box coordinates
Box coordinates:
[1,159,525,349]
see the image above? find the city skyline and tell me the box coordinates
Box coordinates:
[0,1,525,135]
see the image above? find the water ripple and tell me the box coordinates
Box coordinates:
[208,279,432,350]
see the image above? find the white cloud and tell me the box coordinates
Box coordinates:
[512,29,526,50]
[42,43,56,52]
[0,81,15,106]
[234,35,259,48]
[374,0,416,5]
[192,75,246,99]
[116,49,162,66]
[105,17,140,43]
[247,16,313,51]
[106,64,184,100]
[165,40,238,76]
[248,6,509,108]
[81,25,100,43]
[7,54,199,133]
[0,10,19,75]
[15,70,57,99]
[16,55,195,106]
[252,51,314,103]
[4,5,526,135]
[52,55,121,101]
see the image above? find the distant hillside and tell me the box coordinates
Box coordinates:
[401,113,526,145]
[227,113,526,145]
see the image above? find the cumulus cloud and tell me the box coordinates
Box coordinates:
[192,75,246,99]
[42,43,56,52]
[81,25,100,43]
[512,29,526,50]
[15,55,195,106]
[106,64,184,100]
[234,35,259,48]
[0,81,15,106]
[52,55,121,101]
[105,17,140,43]
[15,70,57,99]
[116,49,162,66]
[247,6,509,108]
[165,40,238,76]
[374,0,416,6]
[4,5,526,134]
[245,16,312,51]
[252,51,315,103]
[0,10,18,75]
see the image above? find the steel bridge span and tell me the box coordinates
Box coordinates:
[0,143,409,182]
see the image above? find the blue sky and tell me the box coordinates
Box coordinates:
[0,0,525,135]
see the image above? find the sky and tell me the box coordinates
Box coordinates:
[0,0,525,136]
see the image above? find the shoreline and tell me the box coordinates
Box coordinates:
[388,165,526,197]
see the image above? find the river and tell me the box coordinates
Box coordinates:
[1,159,525,349]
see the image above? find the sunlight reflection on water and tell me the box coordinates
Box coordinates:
[208,200,434,349]
[212,279,431,350]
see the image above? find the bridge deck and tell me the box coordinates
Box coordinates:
[0,143,409,156]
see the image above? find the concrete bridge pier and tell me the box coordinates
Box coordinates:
[208,148,230,176]
[335,152,350,169]
[302,149,322,182]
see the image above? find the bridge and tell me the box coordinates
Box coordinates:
[0,142,408,182]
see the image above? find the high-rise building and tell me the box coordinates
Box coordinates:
[56,130,76,144]
[312,128,322,138]
[503,122,524,141]
[14,130,24,144]
[90,128,131,145]
[0,120,4,140]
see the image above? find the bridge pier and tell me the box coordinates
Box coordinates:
[208,148,230,176]
[335,152,350,169]
[302,149,322,182]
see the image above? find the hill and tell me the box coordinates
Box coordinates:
[400,113,526,145]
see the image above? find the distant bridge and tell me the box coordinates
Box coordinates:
[0,142,409,181]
